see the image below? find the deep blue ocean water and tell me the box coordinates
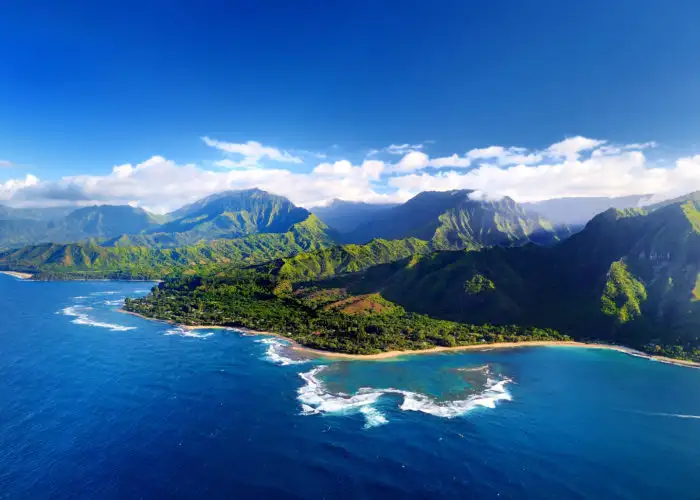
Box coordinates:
[2,274,700,499]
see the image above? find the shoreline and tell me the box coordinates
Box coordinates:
[118,309,700,369]
[0,270,34,280]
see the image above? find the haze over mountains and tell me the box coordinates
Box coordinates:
[0,188,564,277]
[1,188,659,251]
[522,194,654,226]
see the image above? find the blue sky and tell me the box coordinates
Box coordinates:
[1,0,700,211]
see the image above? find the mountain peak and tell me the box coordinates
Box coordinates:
[346,189,558,249]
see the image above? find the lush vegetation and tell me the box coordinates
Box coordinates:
[0,215,335,279]
[601,260,647,323]
[315,200,700,361]
[0,205,163,249]
[344,189,565,249]
[263,237,431,282]
[0,189,316,250]
[124,272,570,354]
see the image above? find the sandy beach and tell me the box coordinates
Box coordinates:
[0,271,33,280]
[119,309,700,369]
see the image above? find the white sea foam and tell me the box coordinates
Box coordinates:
[164,327,214,339]
[397,377,512,418]
[61,306,136,332]
[256,338,308,366]
[104,298,125,306]
[73,296,89,300]
[91,291,119,296]
[637,411,700,420]
[359,406,389,428]
[297,365,512,428]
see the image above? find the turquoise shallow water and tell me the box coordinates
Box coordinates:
[1,274,700,499]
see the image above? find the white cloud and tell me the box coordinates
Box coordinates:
[392,151,430,173]
[3,135,697,215]
[368,143,424,156]
[0,174,39,200]
[467,145,542,165]
[3,156,396,213]
[202,137,302,167]
[0,160,13,167]
[387,143,424,155]
[313,159,384,180]
[546,136,605,160]
[429,154,472,168]
[389,149,700,203]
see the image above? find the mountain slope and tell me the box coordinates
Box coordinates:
[151,193,699,358]
[0,205,74,221]
[152,189,311,244]
[48,205,163,241]
[0,205,163,249]
[320,198,700,357]
[0,214,335,279]
[345,190,563,249]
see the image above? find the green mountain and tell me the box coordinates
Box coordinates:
[0,214,334,279]
[0,205,74,221]
[325,198,700,358]
[123,193,700,361]
[0,205,163,249]
[0,189,316,250]
[149,189,312,245]
[345,190,564,249]
[49,205,163,241]
[259,237,431,282]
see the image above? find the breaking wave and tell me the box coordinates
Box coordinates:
[104,298,125,307]
[297,365,512,428]
[256,338,308,366]
[164,327,214,339]
[61,306,136,332]
[635,411,700,420]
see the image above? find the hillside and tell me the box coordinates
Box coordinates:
[150,188,312,245]
[0,205,74,221]
[123,193,700,361]
[0,205,162,249]
[0,214,334,279]
[345,190,563,249]
[0,189,315,250]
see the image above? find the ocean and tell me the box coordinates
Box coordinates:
[1,274,699,499]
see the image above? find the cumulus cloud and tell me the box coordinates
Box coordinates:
[313,159,384,180]
[0,174,39,200]
[202,137,302,168]
[389,149,700,203]
[392,151,430,173]
[1,156,395,212]
[466,146,542,165]
[2,135,697,213]
[546,136,605,160]
[429,154,472,168]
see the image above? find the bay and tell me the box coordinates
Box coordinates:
[1,274,699,499]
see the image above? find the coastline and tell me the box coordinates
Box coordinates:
[294,341,700,368]
[0,270,33,280]
[118,309,700,369]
